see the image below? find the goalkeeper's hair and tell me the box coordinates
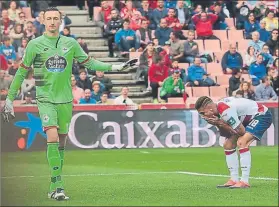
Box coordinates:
[43,7,62,18]
[195,96,213,110]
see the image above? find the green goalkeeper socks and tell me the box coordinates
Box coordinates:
[58,147,65,171]
[47,142,63,192]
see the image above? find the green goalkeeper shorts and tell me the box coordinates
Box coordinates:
[37,101,73,134]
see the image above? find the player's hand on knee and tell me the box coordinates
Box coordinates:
[1,98,15,122]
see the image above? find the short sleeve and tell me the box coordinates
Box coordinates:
[217,102,241,129]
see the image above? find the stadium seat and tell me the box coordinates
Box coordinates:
[225,18,235,28]
[195,39,204,50]
[94,7,101,21]
[206,63,223,75]
[228,30,244,40]
[213,52,224,63]
[185,87,192,97]
[182,30,189,38]
[168,97,184,103]
[242,74,251,81]
[178,63,189,70]
[237,40,250,52]
[185,97,198,108]
[22,7,32,19]
[216,75,230,87]
[129,52,142,60]
[222,40,237,51]
[210,86,228,98]
[213,30,228,41]
[192,87,209,97]
[204,40,221,52]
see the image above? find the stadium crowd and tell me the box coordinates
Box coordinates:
[0,0,278,105]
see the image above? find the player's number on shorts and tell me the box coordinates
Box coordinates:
[249,120,259,127]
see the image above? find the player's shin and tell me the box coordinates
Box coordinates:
[47,142,63,192]
[239,148,251,184]
[224,149,239,182]
[58,134,68,172]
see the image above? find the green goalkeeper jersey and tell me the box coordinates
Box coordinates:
[7,33,112,103]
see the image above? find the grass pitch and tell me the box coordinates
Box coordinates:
[1,146,278,206]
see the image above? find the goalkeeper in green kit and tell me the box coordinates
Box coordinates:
[1,7,137,201]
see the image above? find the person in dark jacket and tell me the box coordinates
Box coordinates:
[76,69,92,91]
[91,71,113,95]
[155,18,173,46]
[249,54,267,86]
[221,43,243,74]
[244,12,260,39]
[266,29,278,55]
[136,19,153,51]
[228,71,242,96]
[257,20,270,42]
[85,0,101,22]
[77,37,89,54]
[105,9,123,57]
[151,0,168,29]
[175,0,191,30]
[138,0,153,27]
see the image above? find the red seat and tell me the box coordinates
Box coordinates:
[178,63,189,70]
[129,52,142,60]
[228,30,244,40]
[168,97,184,103]
[237,40,250,52]
[225,18,235,28]
[206,63,223,75]
[185,87,192,97]
[216,75,230,87]
[213,30,228,41]
[210,86,228,98]
[195,39,204,50]
[241,74,251,82]
[222,40,237,51]
[213,52,224,63]
[204,40,221,52]
[192,87,209,97]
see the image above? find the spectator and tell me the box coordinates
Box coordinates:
[1,10,15,36]
[71,76,84,104]
[261,44,274,68]
[228,71,242,96]
[148,0,158,10]
[59,11,72,33]
[244,46,256,69]
[98,92,110,104]
[10,23,24,52]
[130,10,147,31]
[21,92,36,105]
[255,76,277,101]
[85,0,101,22]
[248,31,265,55]
[244,12,260,39]
[164,0,177,9]
[21,69,36,99]
[148,55,169,103]
[76,69,92,91]
[169,31,184,62]
[165,8,182,31]
[105,9,123,58]
[258,20,270,42]
[192,11,219,40]
[120,0,137,20]
[114,86,134,104]
[192,4,203,15]
[221,43,243,74]
[253,0,267,21]
[17,38,28,60]
[234,0,254,30]
[60,26,76,39]
[33,11,45,36]
[91,71,113,95]
[135,41,156,85]
[249,54,267,86]
[262,10,278,32]
[233,81,255,100]
[17,12,29,29]
[266,29,278,55]
[208,2,228,30]
[273,49,279,60]
[115,19,140,56]
[235,90,244,98]
[175,0,191,30]
[187,57,216,87]
[0,55,9,71]
[24,21,36,41]
[77,37,89,54]
[30,0,49,18]
[113,0,126,12]
[91,81,102,102]
[96,0,112,36]
[136,20,153,51]
[0,36,16,64]
[170,60,187,84]
[138,0,153,25]
[7,1,21,21]
[79,89,97,104]
[268,67,279,96]
[183,30,207,63]
[155,18,173,46]
[151,0,168,29]
[0,70,11,93]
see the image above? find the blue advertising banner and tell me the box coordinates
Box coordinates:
[1,109,278,152]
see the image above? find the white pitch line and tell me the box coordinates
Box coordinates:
[1,171,278,181]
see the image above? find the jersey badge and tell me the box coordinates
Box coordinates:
[45,55,67,72]
[227,117,236,126]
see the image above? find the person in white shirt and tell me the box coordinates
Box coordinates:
[114,86,134,105]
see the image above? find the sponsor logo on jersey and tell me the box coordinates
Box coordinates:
[43,114,50,123]
[45,55,67,72]
[227,117,236,126]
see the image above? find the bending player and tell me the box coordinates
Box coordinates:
[1,7,137,201]
[195,96,272,188]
